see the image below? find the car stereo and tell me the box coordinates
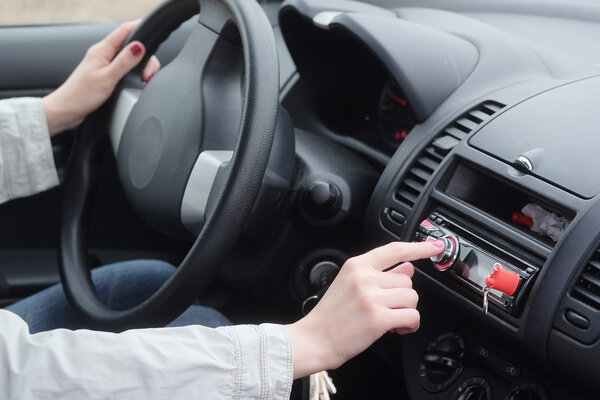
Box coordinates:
[415,212,539,317]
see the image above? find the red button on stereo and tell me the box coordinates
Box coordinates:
[421,219,435,228]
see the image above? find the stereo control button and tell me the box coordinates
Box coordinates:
[419,219,440,235]
[388,209,405,225]
[430,230,444,238]
[431,236,459,271]
[430,238,450,263]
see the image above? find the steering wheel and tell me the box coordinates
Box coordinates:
[59,0,280,332]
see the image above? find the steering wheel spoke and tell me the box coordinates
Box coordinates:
[180,150,233,235]
[109,88,141,154]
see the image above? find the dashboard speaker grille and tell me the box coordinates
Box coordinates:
[394,101,505,213]
[571,249,600,310]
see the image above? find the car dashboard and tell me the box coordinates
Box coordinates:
[275,0,600,398]
[2,0,599,398]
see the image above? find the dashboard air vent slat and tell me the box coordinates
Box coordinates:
[433,136,460,155]
[469,110,490,122]
[572,287,600,309]
[571,249,600,310]
[454,120,472,133]
[455,118,480,132]
[423,147,445,161]
[404,178,426,193]
[481,102,503,114]
[581,273,600,288]
[396,187,419,208]
[444,127,468,140]
[588,259,600,271]
[391,101,506,229]
[418,155,441,172]
[410,167,433,182]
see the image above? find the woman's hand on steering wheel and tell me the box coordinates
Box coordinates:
[43,21,160,136]
[60,0,283,331]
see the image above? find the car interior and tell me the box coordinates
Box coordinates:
[1,0,600,398]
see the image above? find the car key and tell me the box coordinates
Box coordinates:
[322,371,336,395]
[309,371,336,400]
[482,286,490,315]
[309,372,320,400]
[482,264,521,315]
[485,263,521,296]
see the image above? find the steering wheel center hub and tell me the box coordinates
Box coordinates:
[128,117,164,189]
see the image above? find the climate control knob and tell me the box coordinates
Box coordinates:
[453,377,492,400]
[419,332,466,392]
[507,383,549,400]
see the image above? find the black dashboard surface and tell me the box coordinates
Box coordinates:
[279,0,600,398]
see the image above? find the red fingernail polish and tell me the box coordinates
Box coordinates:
[130,43,142,57]
[432,240,445,249]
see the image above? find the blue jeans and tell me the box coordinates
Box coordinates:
[6,260,231,333]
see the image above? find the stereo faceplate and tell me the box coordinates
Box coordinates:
[415,212,539,317]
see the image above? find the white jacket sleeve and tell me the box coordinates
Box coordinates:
[0,310,293,399]
[0,97,59,203]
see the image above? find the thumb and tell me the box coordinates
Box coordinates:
[105,41,146,83]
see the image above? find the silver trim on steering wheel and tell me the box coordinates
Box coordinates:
[181,150,234,235]
[109,88,142,154]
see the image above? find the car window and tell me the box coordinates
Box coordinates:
[0,0,162,26]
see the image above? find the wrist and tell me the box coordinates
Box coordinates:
[285,317,339,379]
[42,91,83,136]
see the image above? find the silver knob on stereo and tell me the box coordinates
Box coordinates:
[430,236,459,271]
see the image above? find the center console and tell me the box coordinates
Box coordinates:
[365,76,600,399]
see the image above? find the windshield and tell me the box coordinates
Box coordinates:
[0,0,161,26]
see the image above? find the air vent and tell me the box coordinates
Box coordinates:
[395,144,444,209]
[393,101,505,217]
[571,249,600,310]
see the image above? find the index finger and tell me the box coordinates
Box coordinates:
[357,241,445,271]
[99,20,141,58]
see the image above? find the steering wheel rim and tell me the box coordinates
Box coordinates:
[59,0,280,332]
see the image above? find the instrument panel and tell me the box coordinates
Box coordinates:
[376,78,417,149]
[317,75,418,157]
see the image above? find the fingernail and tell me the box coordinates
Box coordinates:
[130,43,143,57]
[431,240,445,249]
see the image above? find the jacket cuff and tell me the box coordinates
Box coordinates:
[0,97,59,203]
[223,323,294,400]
